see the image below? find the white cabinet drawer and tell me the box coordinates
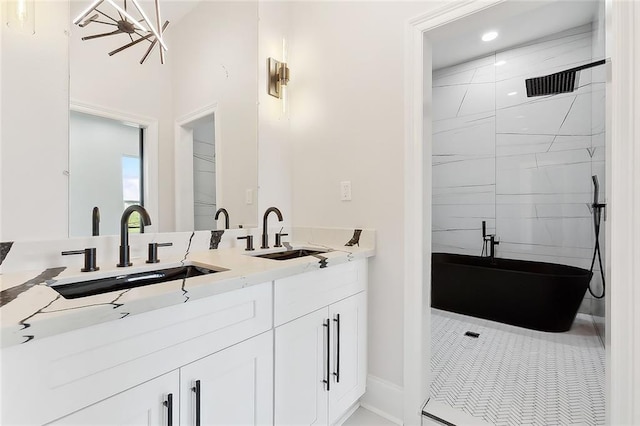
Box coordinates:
[274,260,366,327]
[1,282,272,426]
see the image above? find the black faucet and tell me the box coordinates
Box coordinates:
[117,205,152,267]
[214,208,230,229]
[481,220,499,262]
[261,207,283,249]
[92,207,100,236]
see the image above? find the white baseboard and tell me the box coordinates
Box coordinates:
[334,402,361,426]
[360,374,404,425]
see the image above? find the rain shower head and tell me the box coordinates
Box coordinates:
[525,59,606,97]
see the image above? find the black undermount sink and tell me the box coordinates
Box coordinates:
[51,265,219,299]
[254,249,327,261]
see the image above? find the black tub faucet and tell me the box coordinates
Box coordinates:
[92,206,100,236]
[261,207,283,249]
[481,220,499,261]
[489,235,500,261]
[117,205,152,267]
[214,208,230,229]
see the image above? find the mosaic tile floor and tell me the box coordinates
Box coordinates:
[430,309,605,425]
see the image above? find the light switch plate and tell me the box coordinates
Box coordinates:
[340,181,352,201]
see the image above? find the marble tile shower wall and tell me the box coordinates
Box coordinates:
[432,25,605,316]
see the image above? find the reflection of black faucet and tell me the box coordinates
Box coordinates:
[214,208,230,229]
[117,205,152,267]
[92,207,100,236]
[261,207,283,249]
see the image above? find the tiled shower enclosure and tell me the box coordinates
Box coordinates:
[431,23,606,316]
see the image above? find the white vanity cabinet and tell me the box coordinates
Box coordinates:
[180,331,274,426]
[50,370,180,426]
[51,331,273,426]
[1,282,273,426]
[327,292,367,423]
[274,260,368,426]
[1,257,370,426]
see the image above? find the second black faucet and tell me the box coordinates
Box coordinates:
[261,207,283,249]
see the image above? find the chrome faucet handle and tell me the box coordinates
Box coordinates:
[237,235,255,251]
[146,242,173,264]
[62,248,99,272]
[274,232,288,248]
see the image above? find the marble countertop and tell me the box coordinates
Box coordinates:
[0,228,374,349]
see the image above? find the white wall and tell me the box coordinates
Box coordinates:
[257,1,293,228]
[288,1,442,390]
[1,1,69,241]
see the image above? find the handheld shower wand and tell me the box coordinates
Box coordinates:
[589,175,606,299]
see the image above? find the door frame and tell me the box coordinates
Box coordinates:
[403,0,640,424]
[174,103,223,232]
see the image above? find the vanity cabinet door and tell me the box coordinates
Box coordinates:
[50,370,179,426]
[328,292,367,424]
[180,331,273,426]
[274,307,330,426]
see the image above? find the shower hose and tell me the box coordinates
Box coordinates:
[589,204,606,299]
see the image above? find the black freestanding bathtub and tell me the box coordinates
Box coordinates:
[431,253,592,332]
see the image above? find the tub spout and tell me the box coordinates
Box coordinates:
[488,235,500,261]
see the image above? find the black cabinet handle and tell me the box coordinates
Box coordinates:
[333,314,341,383]
[164,393,173,426]
[192,380,201,426]
[323,319,330,391]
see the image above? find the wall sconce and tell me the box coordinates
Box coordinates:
[4,0,35,35]
[267,57,290,99]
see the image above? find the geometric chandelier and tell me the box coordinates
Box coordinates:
[72,0,169,65]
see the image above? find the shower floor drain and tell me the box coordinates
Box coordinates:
[464,331,480,338]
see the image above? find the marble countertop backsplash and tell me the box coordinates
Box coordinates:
[0,227,374,348]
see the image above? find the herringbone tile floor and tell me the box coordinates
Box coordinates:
[430,309,605,425]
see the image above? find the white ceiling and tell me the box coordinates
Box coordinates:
[430,0,601,70]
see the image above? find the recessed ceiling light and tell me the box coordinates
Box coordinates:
[482,31,498,42]
[508,91,518,96]
[495,60,506,67]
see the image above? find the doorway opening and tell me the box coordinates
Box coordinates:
[403,1,617,425]
[69,110,147,237]
[175,105,222,232]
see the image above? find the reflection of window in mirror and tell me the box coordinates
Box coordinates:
[69,111,143,237]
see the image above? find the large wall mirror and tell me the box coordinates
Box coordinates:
[68,0,259,237]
